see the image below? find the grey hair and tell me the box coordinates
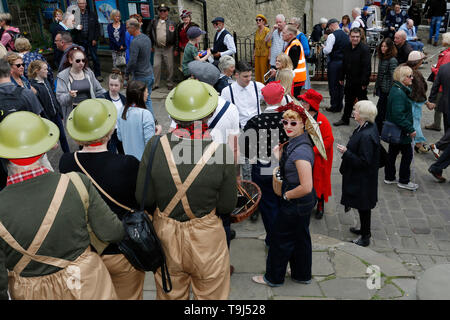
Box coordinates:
[276,14,286,22]
[443,32,450,46]
[110,9,121,19]
[396,30,407,39]
[353,8,361,15]
[7,155,54,176]
[126,18,140,29]
[319,17,328,24]
[0,59,11,78]
[62,12,74,22]
[290,17,301,29]
[218,55,235,73]
[354,100,377,123]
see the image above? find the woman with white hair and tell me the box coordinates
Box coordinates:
[337,100,381,247]
[214,55,235,94]
[311,17,328,42]
[384,65,417,191]
[107,10,127,74]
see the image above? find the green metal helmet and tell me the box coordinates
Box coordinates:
[0,111,59,159]
[165,79,218,121]
[66,98,117,142]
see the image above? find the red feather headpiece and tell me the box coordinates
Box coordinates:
[276,102,308,124]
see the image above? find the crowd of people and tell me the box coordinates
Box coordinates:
[0,0,449,301]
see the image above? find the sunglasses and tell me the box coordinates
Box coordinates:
[407,74,414,79]
[13,63,24,68]
[256,18,263,22]
[75,59,86,64]
[281,119,299,127]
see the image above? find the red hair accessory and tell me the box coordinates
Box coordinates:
[276,102,308,124]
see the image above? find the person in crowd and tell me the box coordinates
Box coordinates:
[289,17,311,90]
[52,12,75,39]
[384,65,418,191]
[408,0,422,35]
[147,4,176,90]
[351,8,366,31]
[399,19,424,52]
[0,43,6,60]
[266,14,287,80]
[252,102,316,287]
[7,52,33,92]
[211,17,236,68]
[361,6,374,29]
[254,14,271,83]
[72,0,102,82]
[243,81,292,248]
[380,0,393,20]
[424,0,447,46]
[117,80,161,161]
[394,30,413,65]
[375,38,398,133]
[136,79,237,300]
[384,3,409,40]
[175,10,199,69]
[59,98,145,300]
[311,17,328,42]
[340,15,352,34]
[337,100,380,247]
[0,111,124,300]
[182,27,211,78]
[323,18,350,114]
[215,55,235,94]
[56,47,106,119]
[276,69,295,99]
[334,28,371,127]
[282,24,306,98]
[50,8,64,66]
[221,61,265,189]
[404,51,431,154]
[28,60,69,154]
[107,10,127,75]
[103,69,126,155]
[125,14,143,65]
[15,37,54,89]
[125,18,155,117]
[56,31,84,73]
[298,89,334,220]
[428,139,450,182]
[425,32,450,132]
[0,13,20,51]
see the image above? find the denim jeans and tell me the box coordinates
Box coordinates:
[429,16,443,43]
[430,144,450,175]
[81,40,101,77]
[134,75,155,118]
[412,101,426,144]
[51,114,70,153]
[408,40,424,52]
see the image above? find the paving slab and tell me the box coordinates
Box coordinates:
[272,278,323,298]
[319,278,372,300]
[332,250,368,278]
[417,264,450,300]
[230,239,266,273]
[392,278,417,300]
[229,274,273,300]
[375,284,403,299]
[312,251,335,276]
[144,272,156,291]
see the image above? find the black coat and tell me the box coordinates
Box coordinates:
[310,24,324,42]
[30,78,63,120]
[73,9,100,43]
[340,42,371,88]
[339,122,380,211]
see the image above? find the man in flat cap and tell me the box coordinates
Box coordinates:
[211,17,236,67]
[147,4,177,90]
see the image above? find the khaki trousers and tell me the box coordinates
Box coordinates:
[102,253,145,300]
[153,45,174,87]
[153,210,230,300]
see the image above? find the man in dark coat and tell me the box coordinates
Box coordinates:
[334,28,371,126]
[394,30,413,64]
[310,18,328,42]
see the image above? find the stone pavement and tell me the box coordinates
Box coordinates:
[45,35,449,300]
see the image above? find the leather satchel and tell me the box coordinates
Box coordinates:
[74,136,172,293]
[381,120,402,145]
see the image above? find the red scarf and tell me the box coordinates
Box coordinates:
[173,122,211,140]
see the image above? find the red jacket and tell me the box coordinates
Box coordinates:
[313,112,334,202]
[432,48,450,93]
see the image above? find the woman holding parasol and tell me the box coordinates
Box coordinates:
[297,89,334,219]
[252,101,316,287]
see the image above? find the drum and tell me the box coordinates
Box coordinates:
[231,180,261,223]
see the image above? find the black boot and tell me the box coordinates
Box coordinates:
[349,227,362,235]
[230,229,236,240]
[351,235,371,247]
[315,196,324,219]
[250,210,259,222]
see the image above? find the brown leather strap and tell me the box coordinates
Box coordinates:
[0,175,72,273]
[74,152,133,212]
[160,135,220,218]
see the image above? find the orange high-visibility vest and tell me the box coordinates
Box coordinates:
[284,38,307,83]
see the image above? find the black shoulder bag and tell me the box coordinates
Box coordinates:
[74,135,172,293]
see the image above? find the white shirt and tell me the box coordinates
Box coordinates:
[169,97,240,144]
[352,16,365,29]
[221,81,265,128]
[215,28,237,57]
[323,33,336,56]
[264,95,293,112]
[110,95,124,129]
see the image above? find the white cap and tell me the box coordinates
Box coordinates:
[408,51,425,62]
[319,17,328,24]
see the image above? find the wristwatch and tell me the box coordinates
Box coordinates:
[283,193,289,201]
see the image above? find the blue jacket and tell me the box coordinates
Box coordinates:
[296,32,310,57]
[107,23,127,51]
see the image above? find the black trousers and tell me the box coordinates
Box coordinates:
[342,84,368,123]
[430,143,450,175]
[385,143,413,184]
[375,92,389,134]
[358,209,371,237]
[327,60,344,111]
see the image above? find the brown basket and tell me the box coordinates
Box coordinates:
[272,166,282,197]
[231,180,261,223]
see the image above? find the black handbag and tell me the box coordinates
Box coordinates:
[74,136,172,293]
[380,120,402,145]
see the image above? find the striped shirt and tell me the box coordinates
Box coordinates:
[270,30,286,67]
